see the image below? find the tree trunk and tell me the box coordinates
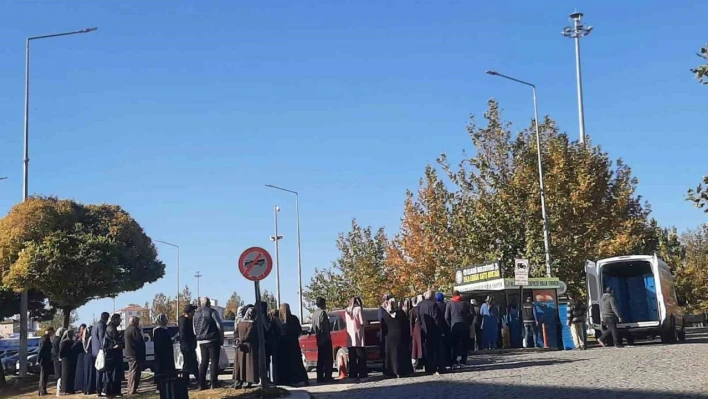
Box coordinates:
[63,308,72,329]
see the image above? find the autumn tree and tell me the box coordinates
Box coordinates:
[438,100,653,295]
[226,292,245,316]
[387,166,457,298]
[675,225,708,312]
[0,197,166,328]
[151,293,174,321]
[39,309,79,332]
[304,219,389,309]
[141,301,151,323]
[687,174,708,213]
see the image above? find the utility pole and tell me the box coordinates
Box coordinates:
[562,12,593,146]
[270,206,283,307]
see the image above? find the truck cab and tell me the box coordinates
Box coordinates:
[585,254,685,343]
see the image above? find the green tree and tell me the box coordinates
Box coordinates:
[438,100,653,295]
[0,197,165,328]
[0,289,56,322]
[687,174,708,213]
[691,44,708,84]
[260,290,278,311]
[304,219,389,309]
[226,292,245,316]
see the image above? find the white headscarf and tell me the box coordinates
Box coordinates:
[154,313,168,328]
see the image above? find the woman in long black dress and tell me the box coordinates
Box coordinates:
[153,314,177,389]
[73,324,88,393]
[102,314,123,398]
[82,326,97,395]
[52,328,64,386]
[59,329,77,394]
[274,303,308,386]
[381,298,414,378]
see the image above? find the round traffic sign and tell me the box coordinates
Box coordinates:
[238,247,273,281]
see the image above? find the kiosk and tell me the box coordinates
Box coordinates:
[454,261,565,349]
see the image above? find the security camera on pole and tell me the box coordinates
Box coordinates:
[238,246,273,388]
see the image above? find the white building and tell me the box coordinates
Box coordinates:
[117,304,148,330]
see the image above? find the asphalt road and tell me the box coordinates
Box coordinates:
[296,328,708,399]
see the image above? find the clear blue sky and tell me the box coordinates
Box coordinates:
[0,1,705,325]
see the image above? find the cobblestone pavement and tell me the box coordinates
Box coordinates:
[299,328,708,399]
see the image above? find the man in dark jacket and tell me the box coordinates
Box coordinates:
[178,304,198,385]
[193,297,224,390]
[38,327,55,396]
[598,287,623,348]
[418,290,446,374]
[124,316,146,395]
[567,294,587,350]
[310,297,333,382]
[91,312,109,395]
[445,291,471,367]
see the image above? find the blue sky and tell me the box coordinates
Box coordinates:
[0,1,705,325]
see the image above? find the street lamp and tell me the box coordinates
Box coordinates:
[155,240,180,324]
[562,12,593,146]
[485,70,552,278]
[265,184,304,320]
[270,206,283,307]
[19,26,97,378]
[195,271,203,300]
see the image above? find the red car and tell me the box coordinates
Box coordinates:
[299,308,382,372]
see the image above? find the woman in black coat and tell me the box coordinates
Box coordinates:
[102,314,124,398]
[153,314,176,388]
[59,329,78,394]
[73,324,88,393]
[274,303,308,386]
[381,298,414,378]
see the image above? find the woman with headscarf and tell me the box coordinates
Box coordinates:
[153,313,176,389]
[274,303,309,386]
[481,296,499,350]
[345,297,368,381]
[52,327,65,388]
[82,325,97,395]
[73,324,88,393]
[381,297,413,378]
[410,295,424,369]
[102,314,123,398]
[59,329,77,394]
[234,306,259,389]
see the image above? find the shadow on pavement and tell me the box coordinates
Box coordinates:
[310,379,707,399]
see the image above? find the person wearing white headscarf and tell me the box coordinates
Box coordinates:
[59,329,77,394]
[380,297,414,377]
[52,327,65,384]
[153,313,176,389]
[233,305,259,388]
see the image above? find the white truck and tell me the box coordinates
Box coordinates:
[585,254,686,344]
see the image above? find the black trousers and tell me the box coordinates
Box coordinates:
[450,323,470,364]
[39,364,51,395]
[181,346,199,383]
[347,347,367,379]
[474,324,482,350]
[599,317,621,347]
[316,341,333,382]
[423,337,445,374]
[198,342,221,388]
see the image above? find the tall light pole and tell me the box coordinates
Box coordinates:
[155,240,180,323]
[19,26,97,378]
[265,184,303,320]
[195,271,202,301]
[562,12,593,146]
[486,70,552,278]
[270,206,283,307]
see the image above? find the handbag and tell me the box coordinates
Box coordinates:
[218,346,229,370]
[95,349,106,371]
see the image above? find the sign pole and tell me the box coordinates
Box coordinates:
[254,280,269,388]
